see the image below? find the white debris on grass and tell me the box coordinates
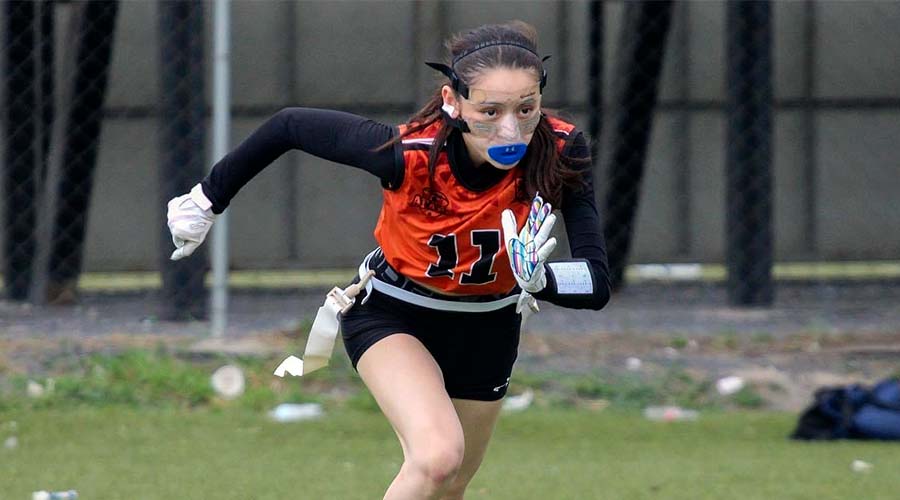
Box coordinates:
[716,376,746,396]
[851,459,873,473]
[3,436,17,450]
[210,364,246,399]
[269,403,324,422]
[32,491,78,500]
[26,380,45,398]
[502,388,534,412]
[643,406,699,422]
[626,357,642,371]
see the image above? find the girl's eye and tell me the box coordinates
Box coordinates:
[482,109,498,118]
[519,107,533,116]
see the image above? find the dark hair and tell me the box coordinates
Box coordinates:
[381,20,585,206]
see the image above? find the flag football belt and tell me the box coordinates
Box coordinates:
[273,248,523,378]
[358,248,520,312]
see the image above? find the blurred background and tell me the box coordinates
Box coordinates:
[2,1,900,498]
[2,0,900,420]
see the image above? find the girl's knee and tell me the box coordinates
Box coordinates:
[406,437,465,488]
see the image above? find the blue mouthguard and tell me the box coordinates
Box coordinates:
[487,143,528,165]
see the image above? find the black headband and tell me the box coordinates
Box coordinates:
[452,40,540,65]
[425,42,550,99]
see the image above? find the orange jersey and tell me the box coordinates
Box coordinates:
[374,117,576,296]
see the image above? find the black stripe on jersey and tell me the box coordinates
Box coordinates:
[402,143,432,151]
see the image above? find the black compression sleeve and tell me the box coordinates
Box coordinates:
[200,107,403,213]
[532,131,612,310]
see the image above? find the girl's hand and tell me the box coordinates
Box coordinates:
[501,194,557,293]
[167,184,216,260]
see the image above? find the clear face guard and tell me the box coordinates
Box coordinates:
[461,84,542,140]
[460,84,542,166]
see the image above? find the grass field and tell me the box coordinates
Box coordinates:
[2,407,899,499]
[2,344,898,499]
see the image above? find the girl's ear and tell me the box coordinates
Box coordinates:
[440,85,460,118]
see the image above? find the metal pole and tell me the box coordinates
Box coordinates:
[587,0,604,164]
[802,0,817,256]
[603,0,673,290]
[211,0,231,337]
[284,0,299,261]
[413,0,446,107]
[3,1,39,301]
[48,0,119,302]
[725,0,773,306]
[28,0,60,305]
[673,1,692,257]
[555,1,570,105]
[158,0,207,321]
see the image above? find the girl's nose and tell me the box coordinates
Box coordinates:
[496,115,520,140]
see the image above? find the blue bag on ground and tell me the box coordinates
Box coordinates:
[791,377,900,440]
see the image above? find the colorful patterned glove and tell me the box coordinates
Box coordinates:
[501,193,557,293]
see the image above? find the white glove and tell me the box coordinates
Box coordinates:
[516,291,540,324]
[501,193,557,293]
[167,183,216,261]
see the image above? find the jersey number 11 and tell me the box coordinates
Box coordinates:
[425,230,501,285]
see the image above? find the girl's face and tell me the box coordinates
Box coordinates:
[442,67,542,170]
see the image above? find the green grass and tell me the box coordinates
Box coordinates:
[1,349,897,498]
[1,408,898,499]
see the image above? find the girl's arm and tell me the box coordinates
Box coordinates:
[532,131,612,310]
[200,107,403,214]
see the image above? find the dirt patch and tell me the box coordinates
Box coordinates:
[518,329,900,411]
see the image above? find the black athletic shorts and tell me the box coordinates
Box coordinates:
[341,288,522,401]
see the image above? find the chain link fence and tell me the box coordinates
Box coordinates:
[1,1,898,341]
[3,0,119,304]
[595,0,899,318]
[1,0,209,318]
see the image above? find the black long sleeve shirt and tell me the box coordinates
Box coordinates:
[200,107,610,310]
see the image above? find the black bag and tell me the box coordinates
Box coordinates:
[791,377,900,440]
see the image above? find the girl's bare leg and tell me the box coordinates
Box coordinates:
[357,334,465,500]
[440,398,504,500]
